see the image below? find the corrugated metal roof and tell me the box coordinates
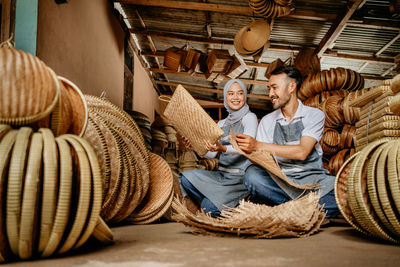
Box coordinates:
[114,0,400,110]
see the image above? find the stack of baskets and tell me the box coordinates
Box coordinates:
[299,67,366,176]
[0,47,113,262]
[248,0,293,18]
[348,77,400,151]
[234,20,271,61]
[83,96,151,224]
[126,110,152,151]
[178,150,198,173]
[335,139,400,243]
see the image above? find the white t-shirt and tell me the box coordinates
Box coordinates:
[205,112,258,158]
[256,100,325,156]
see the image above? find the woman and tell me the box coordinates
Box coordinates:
[179,79,258,217]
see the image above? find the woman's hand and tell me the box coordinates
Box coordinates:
[235,134,259,153]
[204,140,227,153]
[181,136,192,150]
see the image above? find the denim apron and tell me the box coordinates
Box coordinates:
[180,120,251,211]
[270,120,335,199]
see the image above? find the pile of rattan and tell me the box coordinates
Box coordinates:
[0,47,114,262]
[335,139,400,244]
[300,67,366,176]
[83,96,150,223]
[248,0,294,19]
[0,125,112,262]
[348,76,400,151]
[172,192,325,238]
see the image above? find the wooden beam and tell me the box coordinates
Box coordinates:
[1,0,16,43]
[149,68,268,85]
[156,81,271,100]
[142,48,394,66]
[316,0,367,58]
[115,0,336,22]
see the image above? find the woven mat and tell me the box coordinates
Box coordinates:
[230,131,317,190]
[172,192,325,238]
[163,85,224,157]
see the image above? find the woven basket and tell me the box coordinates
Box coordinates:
[0,48,60,126]
[321,128,340,155]
[322,95,344,128]
[163,85,224,157]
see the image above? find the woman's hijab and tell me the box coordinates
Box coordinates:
[223,79,250,126]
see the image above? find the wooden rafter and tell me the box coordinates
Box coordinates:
[156,81,271,100]
[114,0,336,22]
[316,0,367,58]
[376,32,400,56]
[149,68,268,85]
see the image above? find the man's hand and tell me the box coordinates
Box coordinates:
[204,140,226,153]
[235,134,259,153]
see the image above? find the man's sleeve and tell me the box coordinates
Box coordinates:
[256,117,274,143]
[301,109,325,142]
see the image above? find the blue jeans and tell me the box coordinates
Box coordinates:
[180,174,220,217]
[244,165,339,218]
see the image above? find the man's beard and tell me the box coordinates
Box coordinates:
[272,87,291,110]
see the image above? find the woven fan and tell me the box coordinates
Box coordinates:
[163,85,224,157]
[229,130,317,190]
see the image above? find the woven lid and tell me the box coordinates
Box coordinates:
[163,85,224,157]
[42,137,73,257]
[58,76,88,136]
[0,48,60,125]
[18,132,43,259]
[0,130,18,262]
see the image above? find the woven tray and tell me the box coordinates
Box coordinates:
[163,85,224,157]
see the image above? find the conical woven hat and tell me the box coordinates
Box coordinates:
[241,20,270,52]
[163,85,224,157]
[58,77,88,136]
[0,48,60,125]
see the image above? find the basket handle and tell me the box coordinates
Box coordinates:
[159,95,172,103]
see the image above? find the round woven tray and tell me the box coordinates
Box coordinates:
[130,153,173,220]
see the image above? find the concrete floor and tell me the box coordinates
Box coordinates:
[7,222,400,267]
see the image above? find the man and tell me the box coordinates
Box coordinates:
[235,66,339,219]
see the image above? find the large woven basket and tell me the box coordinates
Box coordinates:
[163,85,224,157]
